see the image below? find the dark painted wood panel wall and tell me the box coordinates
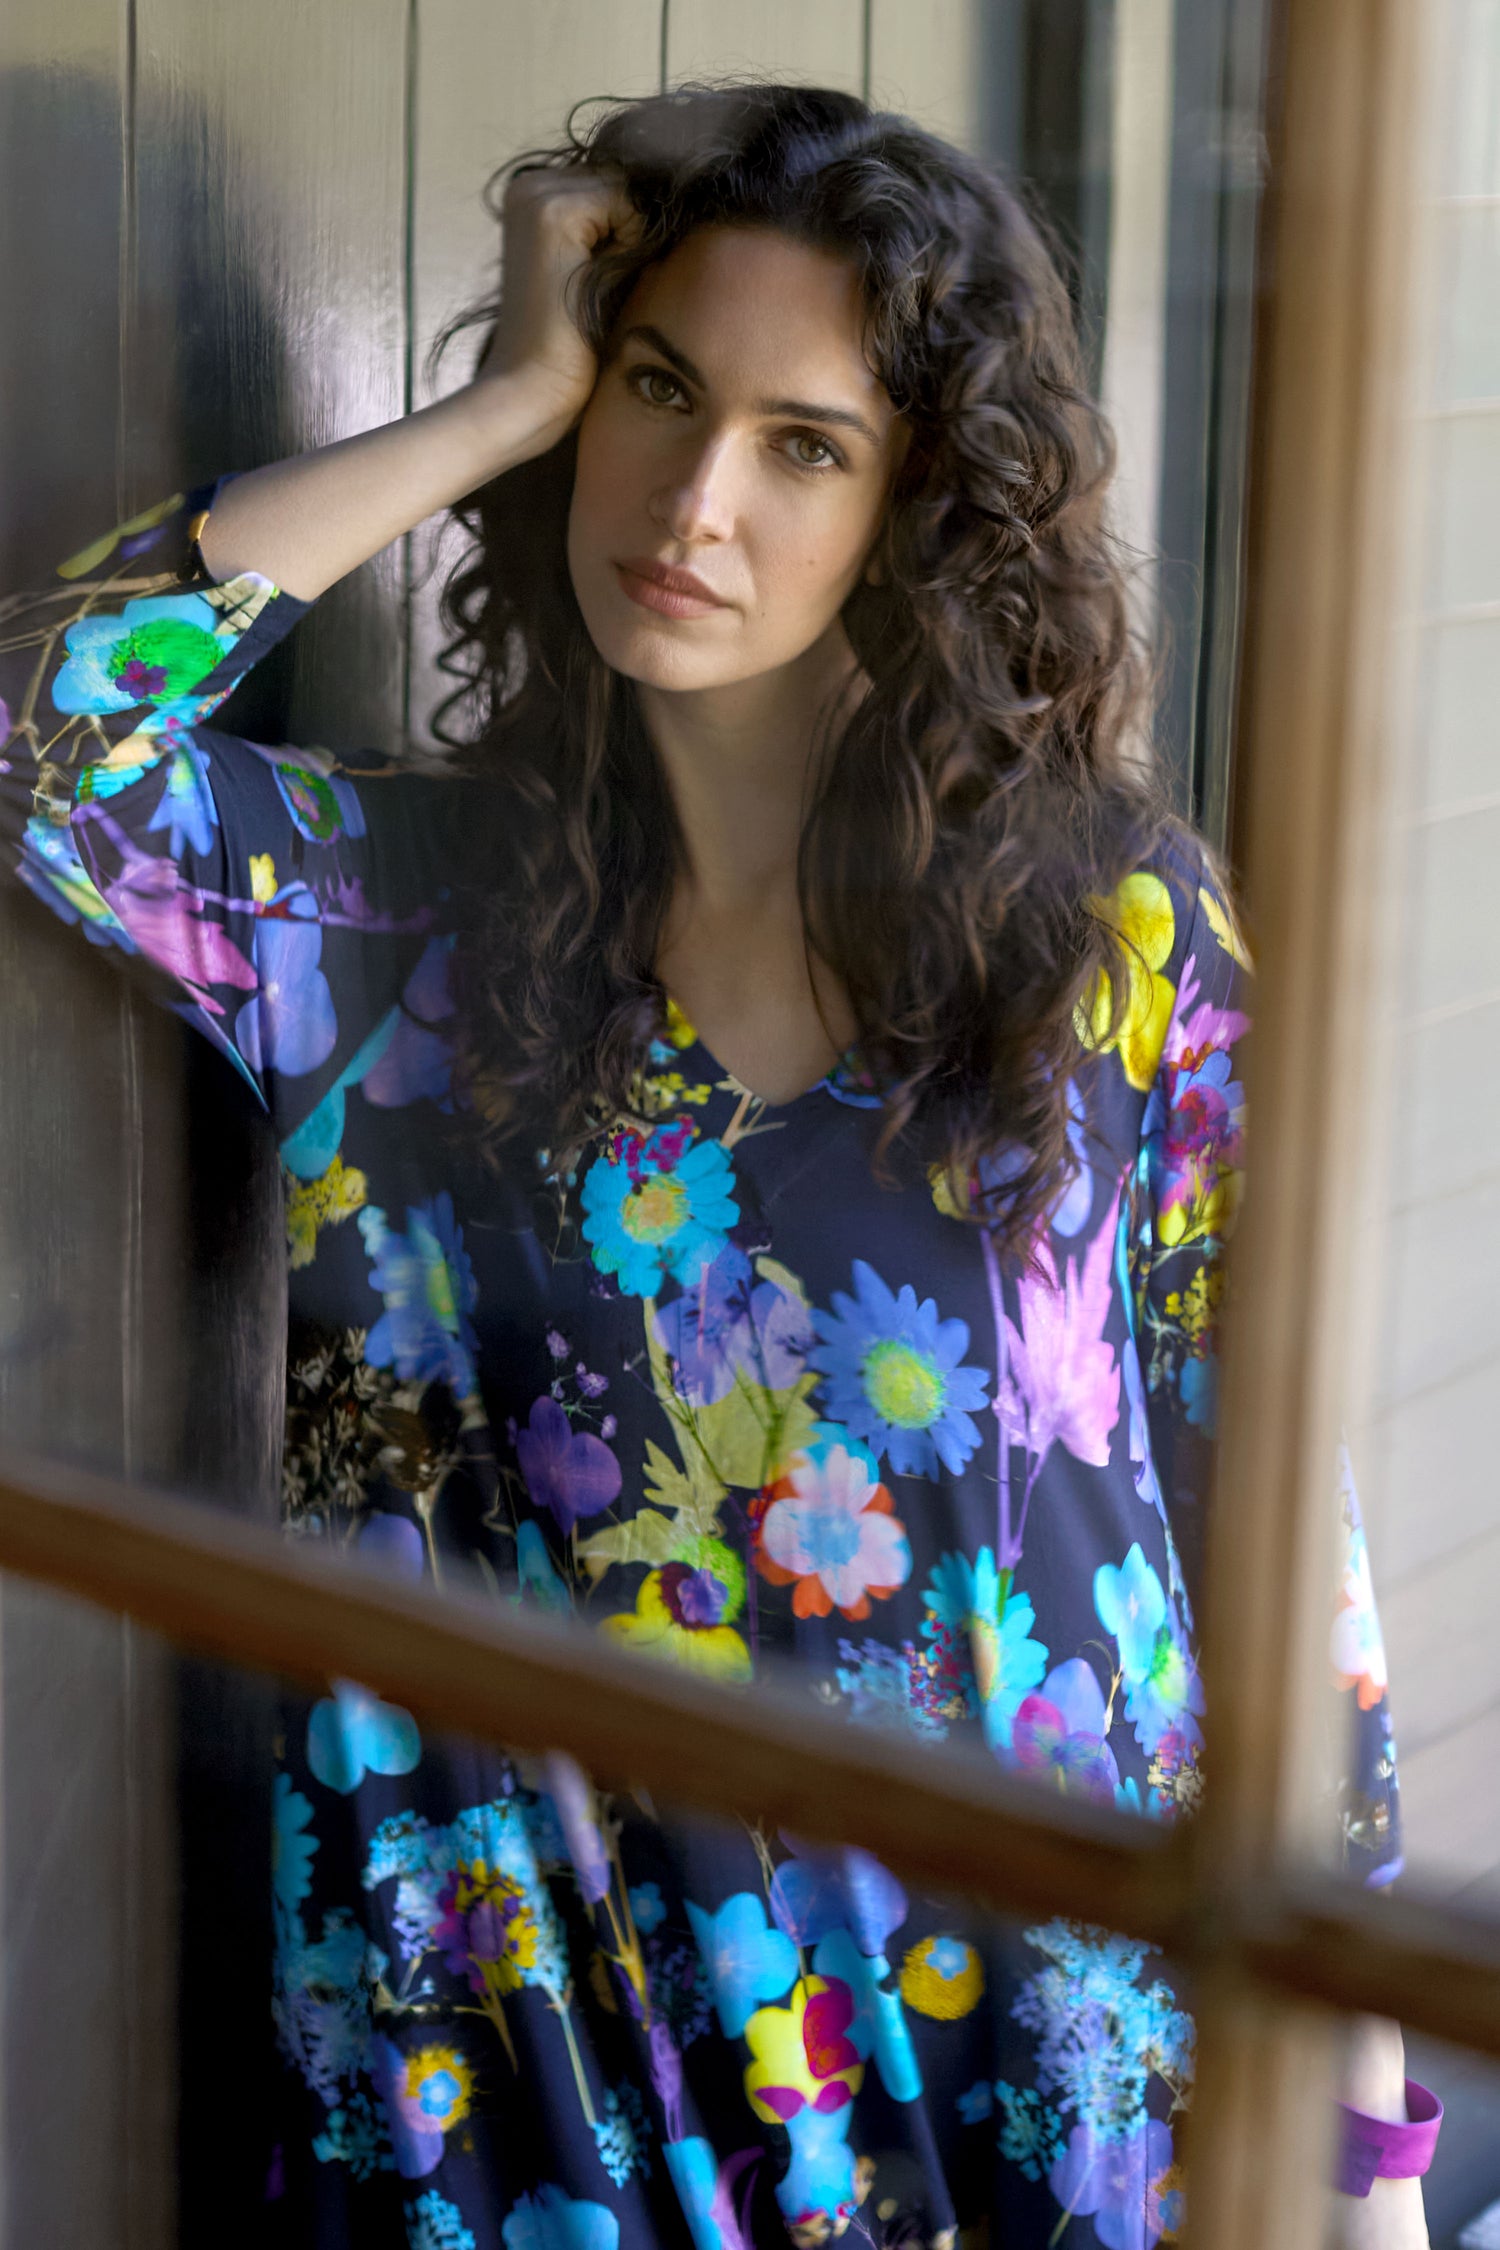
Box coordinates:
[0,7,982,2239]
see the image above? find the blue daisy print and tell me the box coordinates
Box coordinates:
[580,1120,737,1298]
[51,591,229,715]
[809,1260,990,1478]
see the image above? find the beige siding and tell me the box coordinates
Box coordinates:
[1359,0,1500,1905]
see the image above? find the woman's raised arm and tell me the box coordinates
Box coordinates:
[198,168,636,602]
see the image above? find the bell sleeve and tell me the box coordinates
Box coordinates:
[0,481,448,1138]
[1127,837,1402,1884]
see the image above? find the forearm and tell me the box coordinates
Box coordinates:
[1330,2017,1430,2249]
[196,370,566,603]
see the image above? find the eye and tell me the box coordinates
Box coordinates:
[782,430,845,475]
[626,364,687,410]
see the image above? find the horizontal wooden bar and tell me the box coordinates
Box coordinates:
[5,1448,1500,2066]
[0,1448,1174,1938]
[1239,1873,1500,2061]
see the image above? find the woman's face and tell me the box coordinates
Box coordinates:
[567,224,907,695]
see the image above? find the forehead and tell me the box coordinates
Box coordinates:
[618,225,890,413]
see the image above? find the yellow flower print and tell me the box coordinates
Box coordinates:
[602,1537,752,1682]
[899,1934,985,2020]
[664,997,698,1051]
[56,492,185,580]
[1075,871,1177,1091]
[284,1153,369,1270]
[250,852,279,905]
[403,2043,475,2133]
[1202,883,1253,971]
[744,1974,865,2123]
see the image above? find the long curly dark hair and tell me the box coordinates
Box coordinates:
[432,81,1168,1249]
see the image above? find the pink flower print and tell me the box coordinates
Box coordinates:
[1010,1658,1121,1806]
[1331,1526,1389,1711]
[87,824,257,1014]
[1164,948,1251,1070]
[757,1426,911,1621]
[994,1197,1122,1567]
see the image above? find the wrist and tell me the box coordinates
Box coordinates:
[462,366,583,475]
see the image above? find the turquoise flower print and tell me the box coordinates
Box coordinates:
[501,2184,620,2250]
[776,2101,860,2235]
[267,751,368,845]
[313,2089,395,2181]
[591,2083,652,2187]
[51,592,229,716]
[273,1773,318,1922]
[809,1260,989,1478]
[273,1907,387,2102]
[994,2082,1067,2181]
[663,2137,760,2250]
[1010,1658,1121,1806]
[812,1925,922,2103]
[630,1881,666,1935]
[581,1119,737,1297]
[1049,2118,1177,2250]
[515,1519,571,1615]
[18,813,133,947]
[686,1890,799,2039]
[1094,1544,1164,1679]
[920,1547,1049,1751]
[1012,1921,1194,2168]
[234,900,338,1079]
[1179,1351,1216,1434]
[958,2080,995,2126]
[146,742,219,859]
[407,2188,479,2250]
[307,1678,422,1795]
[360,1194,479,1397]
[1094,1544,1205,1757]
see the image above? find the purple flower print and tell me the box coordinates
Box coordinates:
[234,906,338,1078]
[653,1244,811,1407]
[363,936,455,1110]
[1049,2117,1176,2250]
[542,1752,611,1906]
[517,1395,622,1535]
[1010,1658,1121,1805]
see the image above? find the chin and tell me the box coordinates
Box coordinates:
[573,580,745,693]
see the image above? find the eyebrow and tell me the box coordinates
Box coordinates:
[619,323,884,446]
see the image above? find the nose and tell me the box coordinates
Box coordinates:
[648,432,736,545]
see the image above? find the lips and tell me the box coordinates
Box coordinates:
[613,556,728,619]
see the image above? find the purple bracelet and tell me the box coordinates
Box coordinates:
[1336,2078,1444,2197]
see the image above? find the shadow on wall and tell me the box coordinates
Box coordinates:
[1,57,292,2247]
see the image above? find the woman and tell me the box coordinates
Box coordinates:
[0,81,1419,2250]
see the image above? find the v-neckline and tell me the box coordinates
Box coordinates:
[660,995,853,1115]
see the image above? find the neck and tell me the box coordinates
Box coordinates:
[636,620,859,917]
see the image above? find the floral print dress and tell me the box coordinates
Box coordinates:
[0,483,1401,2250]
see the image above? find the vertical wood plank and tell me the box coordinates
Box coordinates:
[0,7,185,2243]
[406,0,661,750]
[866,0,982,148]
[664,0,866,98]
[132,0,411,756]
[1182,0,1433,2242]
